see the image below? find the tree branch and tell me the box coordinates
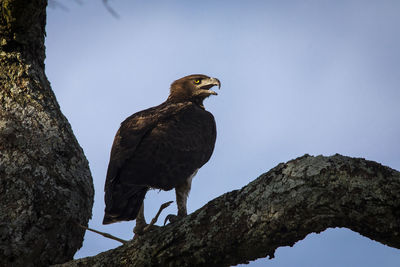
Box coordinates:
[75,222,128,244]
[56,154,400,266]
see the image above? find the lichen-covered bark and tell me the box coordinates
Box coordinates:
[0,0,94,266]
[57,155,400,267]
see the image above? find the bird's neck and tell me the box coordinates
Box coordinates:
[166,96,205,109]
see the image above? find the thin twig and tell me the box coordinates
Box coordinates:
[76,222,128,244]
[102,0,120,19]
[143,201,174,232]
[48,0,70,11]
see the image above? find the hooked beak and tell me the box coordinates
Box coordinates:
[199,77,221,96]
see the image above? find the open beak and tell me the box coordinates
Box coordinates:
[200,77,221,96]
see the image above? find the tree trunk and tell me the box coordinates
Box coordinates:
[57,154,400,267]
[0,0,94,266]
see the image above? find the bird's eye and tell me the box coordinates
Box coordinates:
[194,79,201,84]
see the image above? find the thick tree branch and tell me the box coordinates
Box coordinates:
[57,154,400,266]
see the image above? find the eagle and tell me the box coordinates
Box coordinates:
[103,74,220,234]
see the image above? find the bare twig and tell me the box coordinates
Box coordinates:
[143,201,174,233]
[48,0,70,11]
[76,222,128,244]
[102,0,120,19]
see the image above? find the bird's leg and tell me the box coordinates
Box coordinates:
[133,203,146,235]
[176,181,190,217]
[164,172,196,225]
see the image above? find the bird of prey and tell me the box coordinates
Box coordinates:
[103,74,220,234]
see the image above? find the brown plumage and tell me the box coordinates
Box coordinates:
[103,74,220,227]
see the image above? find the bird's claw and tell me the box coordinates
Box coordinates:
[164,214,179,225]
[134,224,160,237]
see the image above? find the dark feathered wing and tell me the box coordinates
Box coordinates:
[103,101,216,224]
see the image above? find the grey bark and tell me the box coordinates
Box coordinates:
[0,0,94,266]
[57,154,400,267]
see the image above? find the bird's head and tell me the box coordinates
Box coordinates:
[168,74,221,105]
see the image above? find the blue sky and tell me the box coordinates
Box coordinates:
[45,1,400,266]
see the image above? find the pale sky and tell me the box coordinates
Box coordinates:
[45,1,400,266]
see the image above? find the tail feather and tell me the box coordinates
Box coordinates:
[103,185,148,224]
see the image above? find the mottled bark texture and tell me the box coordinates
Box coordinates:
[57,154,400,267]
[0,0,94,266]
